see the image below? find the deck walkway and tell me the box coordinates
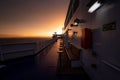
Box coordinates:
[0,39,90,80]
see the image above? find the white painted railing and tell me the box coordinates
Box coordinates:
[35,38,57,53]
[0,38,57,61]
[0,43,36,61]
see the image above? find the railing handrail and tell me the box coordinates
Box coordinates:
[101,60,120,72]
[35,38,56,54]
[3,49,35,55]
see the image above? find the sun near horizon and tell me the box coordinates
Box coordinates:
[0,25,63,38]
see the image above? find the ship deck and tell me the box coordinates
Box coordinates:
[0,39,90,80]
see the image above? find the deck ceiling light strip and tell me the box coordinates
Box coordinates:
[88,1,101,13]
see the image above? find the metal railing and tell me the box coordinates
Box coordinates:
[101,60,120,72]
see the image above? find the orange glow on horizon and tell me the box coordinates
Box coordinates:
[0,25,63,38]
[0,0,70,38]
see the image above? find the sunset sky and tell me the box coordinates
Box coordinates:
[0,0,69,38]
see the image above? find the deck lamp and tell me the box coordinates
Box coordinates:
[74,18,80,26]
[70,18,86,27]
[88,1,102,13]
[70,18,80,27]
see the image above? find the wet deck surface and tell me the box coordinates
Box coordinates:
[0,39,90,80]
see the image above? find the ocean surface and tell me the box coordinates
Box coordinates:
[0,37,52,45]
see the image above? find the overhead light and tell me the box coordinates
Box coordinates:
[73,22,78,26]
[88,1,101,13]
[74,18,80,24]
[70,18,86,27]
[70,22,79,27]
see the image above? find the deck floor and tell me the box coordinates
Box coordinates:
[0,39,90,80]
